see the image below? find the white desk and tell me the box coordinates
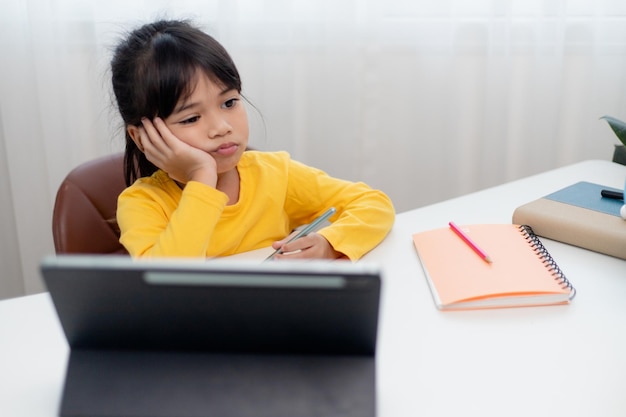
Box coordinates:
[1,160,625,416]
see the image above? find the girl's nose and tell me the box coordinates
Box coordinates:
[207,114,232,139]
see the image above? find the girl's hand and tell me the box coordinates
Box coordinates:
[139,117,218,186]
[271,232,343,260]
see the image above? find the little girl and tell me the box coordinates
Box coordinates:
[111,19,394,260]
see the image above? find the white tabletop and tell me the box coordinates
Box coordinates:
[363,159,626,416]
[1,159,625,416]
[0,293,67,416]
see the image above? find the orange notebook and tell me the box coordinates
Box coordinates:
[412,224,576,310]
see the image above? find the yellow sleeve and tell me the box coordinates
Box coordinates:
[117,176,228,258]
[283,159,395,260]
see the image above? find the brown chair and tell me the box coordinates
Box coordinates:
[52,153,128,254]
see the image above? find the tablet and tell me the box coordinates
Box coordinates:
[40,255,381,417]
[41,255,381,355]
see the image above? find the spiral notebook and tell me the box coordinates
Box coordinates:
[412,224,576,310]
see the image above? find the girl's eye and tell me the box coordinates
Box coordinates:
[180,116,200,125]
[223,98,239,109]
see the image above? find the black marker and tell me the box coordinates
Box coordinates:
[601,189,624,200]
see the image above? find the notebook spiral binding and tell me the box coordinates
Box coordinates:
[519,224,577,300]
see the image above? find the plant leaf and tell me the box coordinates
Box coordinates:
[600,115,626,147]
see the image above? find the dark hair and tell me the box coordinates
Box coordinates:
[111,20,242,186]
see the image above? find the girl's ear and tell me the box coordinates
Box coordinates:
[126,125,144,152]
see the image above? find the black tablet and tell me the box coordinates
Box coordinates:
[40,255,381,417]
[41,255,381,355]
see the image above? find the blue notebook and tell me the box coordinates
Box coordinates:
[544,181,623,217]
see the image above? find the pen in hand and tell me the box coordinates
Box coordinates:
[265,207,337,261]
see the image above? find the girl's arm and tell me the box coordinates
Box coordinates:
[119,118,226,257]
[117,177,228,257]
[281,159,395,261]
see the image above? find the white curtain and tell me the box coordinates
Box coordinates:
[1,0,625,299]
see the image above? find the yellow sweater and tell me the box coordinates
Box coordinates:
[117,151,394,260]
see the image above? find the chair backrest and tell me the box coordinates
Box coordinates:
[52,153,128,254]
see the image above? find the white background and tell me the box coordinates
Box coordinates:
[1,0,625,299]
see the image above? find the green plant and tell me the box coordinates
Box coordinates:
[600,115,626,165]
[601,115,626,146]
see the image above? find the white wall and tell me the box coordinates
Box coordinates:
[1,0,625,299]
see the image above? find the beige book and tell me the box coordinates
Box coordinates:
[512,182,626,260]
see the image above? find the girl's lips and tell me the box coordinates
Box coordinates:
[214,143,239,156]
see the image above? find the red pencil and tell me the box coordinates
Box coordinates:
[448,222,493,264]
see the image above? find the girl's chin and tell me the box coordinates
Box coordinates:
[215,145,246,172]
[216,161,241,177]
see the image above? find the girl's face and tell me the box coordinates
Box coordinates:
[164,71,249,175]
